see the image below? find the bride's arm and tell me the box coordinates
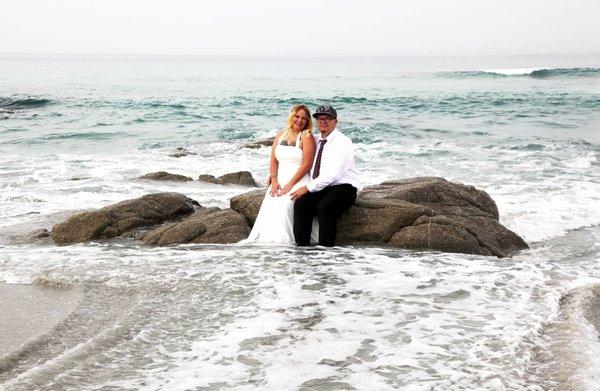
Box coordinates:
[281,132,316,195]
[269,132,283,196]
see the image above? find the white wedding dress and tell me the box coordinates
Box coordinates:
[241,133,318,244]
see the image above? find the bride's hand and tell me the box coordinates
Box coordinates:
[269,180,281,196]
[281,182,294,195]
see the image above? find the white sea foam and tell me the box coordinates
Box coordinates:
[480,67,549,75]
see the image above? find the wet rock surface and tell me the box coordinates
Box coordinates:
[198,171,259,187]
[52,193,198,244]
[139,171,193,182]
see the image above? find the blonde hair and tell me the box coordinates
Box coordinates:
[282,105,313,138]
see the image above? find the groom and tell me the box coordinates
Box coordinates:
[290,105,360,246]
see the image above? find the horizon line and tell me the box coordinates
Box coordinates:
[1,51,599,58]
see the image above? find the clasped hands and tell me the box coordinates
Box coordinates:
[267,177,308,200]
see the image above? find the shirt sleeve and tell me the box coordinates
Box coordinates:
[306,138,354,192]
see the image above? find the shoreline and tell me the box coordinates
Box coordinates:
[0,282,82,358]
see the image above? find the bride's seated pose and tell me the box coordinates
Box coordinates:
[241,105,317,244]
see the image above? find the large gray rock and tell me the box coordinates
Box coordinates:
[142,207,250,245]
[198,171,259,187]
[52,193,198,244]
[139,171,193,182]
[230,177,528,257]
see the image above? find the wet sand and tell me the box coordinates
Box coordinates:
[0,282,82,356]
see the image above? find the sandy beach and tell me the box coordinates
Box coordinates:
[0,282,82,358]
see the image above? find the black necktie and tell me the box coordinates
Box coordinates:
[312,139,327,179]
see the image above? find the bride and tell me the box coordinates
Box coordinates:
[242,105,317,244]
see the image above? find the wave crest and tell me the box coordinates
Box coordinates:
[442,67,600,78]
[0,97,52,109]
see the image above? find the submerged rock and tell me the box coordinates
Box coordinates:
[168,147,197,158]
[198,171,259,187]
[230,177,528,257]
[52,193,198,244]
[10,228,52,244]
[139,171,193,182]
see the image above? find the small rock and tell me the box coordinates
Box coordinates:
[198,171,259,187]
[218,171,259,187]
[198,174,220,184]
[10,228,51,244]
[242,138,274,149]
[139,171,193,182]
[168,147,197,158]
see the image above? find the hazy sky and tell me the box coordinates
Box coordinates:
[1,0,599,56]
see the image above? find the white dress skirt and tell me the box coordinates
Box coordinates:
[241,134,318,244]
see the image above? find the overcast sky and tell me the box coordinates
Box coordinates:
[1,0,599,56]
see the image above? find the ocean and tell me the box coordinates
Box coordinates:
[0,54,599,390]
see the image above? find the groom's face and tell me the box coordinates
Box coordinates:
[316,115,337,136]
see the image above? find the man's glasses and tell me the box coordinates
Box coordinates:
[316,117,334,123]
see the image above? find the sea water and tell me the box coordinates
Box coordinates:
[0,54,599,390]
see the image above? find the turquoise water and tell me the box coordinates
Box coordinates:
[1,55,600,390]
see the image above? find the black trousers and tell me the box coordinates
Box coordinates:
[293,184,357,247]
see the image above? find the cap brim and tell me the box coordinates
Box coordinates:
[312,113,336,119]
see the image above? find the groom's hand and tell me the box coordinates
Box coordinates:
[290,186,309,200]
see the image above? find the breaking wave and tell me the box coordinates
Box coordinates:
[442,67,600,78]
[0,97,52,109]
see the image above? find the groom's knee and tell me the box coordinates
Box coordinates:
[294,194,311,212]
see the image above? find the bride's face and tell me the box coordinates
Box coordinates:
[291,109,308,132]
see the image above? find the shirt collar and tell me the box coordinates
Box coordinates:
[317,128,338,142]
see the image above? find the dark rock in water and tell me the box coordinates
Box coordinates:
[10,228,52,244]
[139,171,193,182]
[197,174,220,184]
[242,137,275,149]
[198,171,259,187]
[230,177,528,257]
[52,193,198,244]
[168,147,197,158]
[28,228,51,239]
[218,171,259,187]
[141,206,249,245]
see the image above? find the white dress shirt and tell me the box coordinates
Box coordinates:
[306,128,361,192]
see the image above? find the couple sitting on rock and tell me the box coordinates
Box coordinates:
[242,105,360,246]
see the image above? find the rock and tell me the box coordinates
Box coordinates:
[229,189,265,225]
[197,174,220,184]
[52,193,198,244]
[27,228,51,239]
[198,171,259,187]
[242,137,275,149]
[231,177,528,257]
[142,207,250,245]
[139,171,193,182]
[168,147,197,158]
[218,171,259,187]
[10,228,52,244]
